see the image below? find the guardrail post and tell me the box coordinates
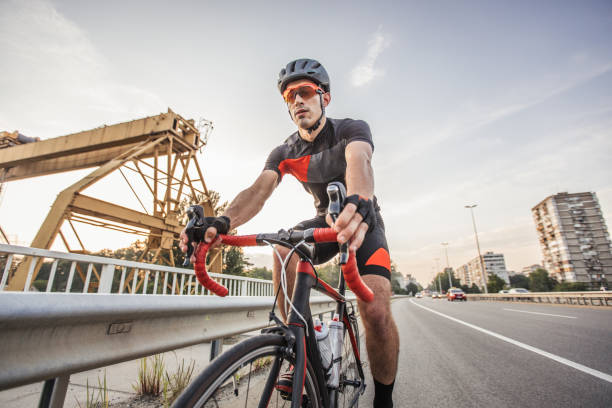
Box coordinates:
[38,375,69,408]
[98,264,115,293]
[241,280,247,296]
[210,339,223,361]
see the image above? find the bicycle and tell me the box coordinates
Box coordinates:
[172,182,374,408]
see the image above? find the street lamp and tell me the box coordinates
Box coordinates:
[441,242,452,288]
[435,258,441,293]
[465,204,488,294]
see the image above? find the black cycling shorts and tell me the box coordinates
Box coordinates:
[293,211,391,281]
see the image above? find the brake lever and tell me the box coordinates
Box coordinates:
[183,205,205,266]
[326,182,348,264]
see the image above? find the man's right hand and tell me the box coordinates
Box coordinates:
[180,211,231,265]
[179,226,220,264]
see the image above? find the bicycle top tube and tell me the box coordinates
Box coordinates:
[190,227,374,303]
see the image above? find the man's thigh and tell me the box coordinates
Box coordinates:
[355,213,391,280]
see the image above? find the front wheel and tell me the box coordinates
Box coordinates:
[337,310,363,408]
[173,334,322,408]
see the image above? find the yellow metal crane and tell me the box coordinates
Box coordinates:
[0,109,220,292]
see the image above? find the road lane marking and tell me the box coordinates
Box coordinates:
[503,308,576,319]
[408,299,612,383]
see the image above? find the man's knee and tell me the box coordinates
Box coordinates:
[358,275,393,332]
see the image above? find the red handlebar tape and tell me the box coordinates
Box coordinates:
[192,230,374,302]
[341,250,375,302]
[220,234,258,246]
[312,228,338,243]
[193,242,229,297]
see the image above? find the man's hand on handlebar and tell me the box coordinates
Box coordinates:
[179,206,231,265]
[326,195,376,253]
[179,227,221,263]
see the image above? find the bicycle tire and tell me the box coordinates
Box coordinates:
[337,312,361,408]
[172,334,322,408]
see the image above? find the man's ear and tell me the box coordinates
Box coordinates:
[323,92,331,107]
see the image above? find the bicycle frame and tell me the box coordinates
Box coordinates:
[280,257,366,408]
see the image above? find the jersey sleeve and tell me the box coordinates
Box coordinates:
[339,119,374,151]
[263,145,284,182]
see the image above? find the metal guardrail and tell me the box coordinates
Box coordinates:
[0,292,348,404]
[0,244,273,296]
[466,291,612,306]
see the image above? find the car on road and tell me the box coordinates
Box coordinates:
[415,292,423,298]
[447,288,467,301]
[498,289,509,294]
[508,288,530,293]
[431,291,440,299]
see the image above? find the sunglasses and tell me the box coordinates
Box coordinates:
[283,83,324,104]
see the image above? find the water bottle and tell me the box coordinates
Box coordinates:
[327,313,344,388]
[314,318,333,371]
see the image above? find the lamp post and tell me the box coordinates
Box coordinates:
[465,204,488,294]
[442,242,452,288]
[435,258,441,293]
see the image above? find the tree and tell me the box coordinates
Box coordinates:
[487,274,506,293]
[510,274,530,289]
[406,282,420,296]
[529,268,556,292]
[554,282,588,292]
[223,246,252,276]
[245,266,273,280]
[316,260,341,288]
[461,283,481,294]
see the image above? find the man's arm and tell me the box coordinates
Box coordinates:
[180,170,278,252]
[330,140,374,251]
[222,170,279,231]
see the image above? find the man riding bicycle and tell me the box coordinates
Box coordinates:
[181,58,399,408]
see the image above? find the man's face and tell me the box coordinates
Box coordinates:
[284,79,330,130]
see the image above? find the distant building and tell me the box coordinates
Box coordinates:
[403,274,417,288]
[532,192,612,287]
[457,251,510,289]
[521,264,543,276]
[455,264,472,287]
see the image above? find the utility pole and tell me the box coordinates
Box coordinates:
[442,242,452,288]
[435,258,442,293]
[465,204,488,294]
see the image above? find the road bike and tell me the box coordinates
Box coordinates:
[172,182,374,408]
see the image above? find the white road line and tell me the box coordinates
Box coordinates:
[503,308,576,319]
[408,299,612,384]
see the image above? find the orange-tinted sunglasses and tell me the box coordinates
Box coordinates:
[282,83,324,104]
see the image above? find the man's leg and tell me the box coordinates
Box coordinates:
[272,245,299,321]
[357,274,399,406]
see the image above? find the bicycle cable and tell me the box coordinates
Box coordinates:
[266,239,310,335]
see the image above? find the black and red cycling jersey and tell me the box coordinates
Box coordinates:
[264,118,378,216]
[264,117,391,280]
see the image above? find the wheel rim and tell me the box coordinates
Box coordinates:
[193,345,320,408]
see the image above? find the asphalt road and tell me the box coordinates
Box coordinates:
[360,297,612,408]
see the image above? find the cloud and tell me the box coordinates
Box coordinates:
[350,28,390,87]
[0,0,164,136]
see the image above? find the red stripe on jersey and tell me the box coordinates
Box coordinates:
[365,248,391,271]
[278,155,310,182]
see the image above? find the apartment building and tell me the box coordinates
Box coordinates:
[532,192,612,286]
[521,264,543,276]
[455,264,472,287]
[457,251,509,289]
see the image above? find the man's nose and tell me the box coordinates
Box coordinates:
[293,92,305,104]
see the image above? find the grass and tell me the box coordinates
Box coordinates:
[133,352,196,406]
[76,370,109,408]
[162,355,196,406]
[133,354,165,396]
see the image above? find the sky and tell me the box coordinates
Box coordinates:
[1,0,611,286]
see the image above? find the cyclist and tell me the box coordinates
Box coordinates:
[180,58,398,408]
